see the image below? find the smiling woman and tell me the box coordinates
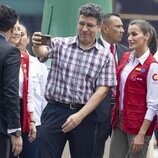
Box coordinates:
[9,20,21,45]
[15,24,30,52]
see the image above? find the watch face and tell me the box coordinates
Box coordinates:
[11,130,21,137]
[15,130,21,137]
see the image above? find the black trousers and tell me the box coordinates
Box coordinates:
[38,102,98,158]
[0,132,10,158]
[93,120,112,158]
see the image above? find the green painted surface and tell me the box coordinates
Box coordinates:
[0,0,44,15]
[41,0,112,36]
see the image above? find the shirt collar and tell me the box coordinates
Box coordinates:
[100,36,115,50]
[130,49,150,65]
[0,33,8,41]
[21,50,29,57]
[69,36,99,50]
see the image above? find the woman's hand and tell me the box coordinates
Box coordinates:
[132,133,145,153]
[28,122,37,142]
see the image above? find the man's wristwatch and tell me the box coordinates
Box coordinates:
[9,130,22,137]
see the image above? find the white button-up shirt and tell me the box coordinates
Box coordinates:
[29,56,48,126]
[19,54,35,112]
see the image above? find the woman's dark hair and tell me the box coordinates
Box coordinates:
[129,19,158,54]
[19,22,31,37]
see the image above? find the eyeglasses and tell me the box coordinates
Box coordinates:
[78,21,98,29]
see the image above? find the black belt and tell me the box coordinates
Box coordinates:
[50,100,84,109]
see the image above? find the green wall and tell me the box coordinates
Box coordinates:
[0,0,44,15]
[41,0,112,36]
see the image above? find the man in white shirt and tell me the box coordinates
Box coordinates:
[95,13,129,158]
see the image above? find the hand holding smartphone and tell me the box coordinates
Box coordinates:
[41,34,51,45]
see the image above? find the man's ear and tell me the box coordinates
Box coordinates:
[101,24,108,34]
[97,24,102,32]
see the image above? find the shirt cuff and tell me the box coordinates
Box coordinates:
[8,128,21,134]
[145,108,156,121]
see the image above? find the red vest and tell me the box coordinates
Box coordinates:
[112,52,156,136]
[21,51,30,132]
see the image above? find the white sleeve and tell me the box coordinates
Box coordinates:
[40,63,48,110]
[27,60,36,112]
[145,62,158,121]
[154,51,158,61]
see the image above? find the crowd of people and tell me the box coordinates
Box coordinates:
[0,2,158,158]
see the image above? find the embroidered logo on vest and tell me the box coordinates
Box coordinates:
[152,73,158,81]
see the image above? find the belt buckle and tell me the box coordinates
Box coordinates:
[69,103,76,110]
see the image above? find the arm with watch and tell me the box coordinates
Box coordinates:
[27,63,37,142]
[28,112,37,142]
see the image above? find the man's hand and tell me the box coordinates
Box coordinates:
[32,32,43,48]
[10,135,23,156]
[62,112,85,133]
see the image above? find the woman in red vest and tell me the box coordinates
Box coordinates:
[109,19,158,158]
[9,20,36,158]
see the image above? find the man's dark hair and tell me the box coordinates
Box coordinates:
[0,5,18,32]
[103,13,120,24]
[78,3,104,24]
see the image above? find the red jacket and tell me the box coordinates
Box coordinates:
[112,52,156,136]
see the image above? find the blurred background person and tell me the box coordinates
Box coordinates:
[0,4,22,158]
[94,13,129,158]
[110,19,158,158]
[9,20,36,158]
[15,23,48,158]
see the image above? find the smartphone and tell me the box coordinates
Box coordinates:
[41,34,51,45]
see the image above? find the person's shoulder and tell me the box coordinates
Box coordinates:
[29,55,42,65]
[154,51,158,61]
[30,55,47,68]
[2,41,20,56]
[0,39,13,50]
[116,43,129,52]
[96,42,112,58]
[96,40,107,51]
